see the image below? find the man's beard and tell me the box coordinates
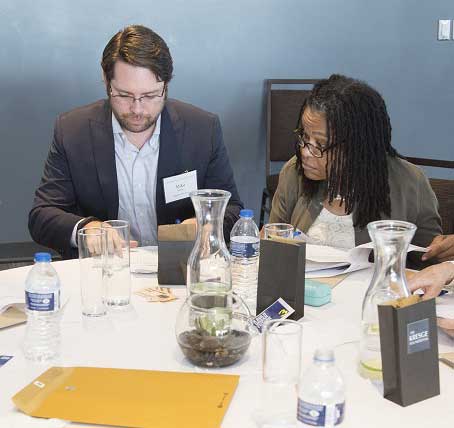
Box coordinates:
[111,107,160,134]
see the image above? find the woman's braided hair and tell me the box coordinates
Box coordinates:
[295,74,399,228]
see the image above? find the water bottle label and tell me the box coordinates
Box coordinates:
[297,399,345,426]
[230,240,259,258]
[25,290,59,311]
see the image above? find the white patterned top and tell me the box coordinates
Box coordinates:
[306,208,355,250]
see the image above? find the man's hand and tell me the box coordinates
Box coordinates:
[81,221,104,255]
[408,262,454,300]
[422,234,454,262]
[83,221,138,256]
[84,220,103,229]
[181,217,197,225]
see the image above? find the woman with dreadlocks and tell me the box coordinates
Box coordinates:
[270,74,441,251]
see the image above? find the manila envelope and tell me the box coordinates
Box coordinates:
[13,366,239,428]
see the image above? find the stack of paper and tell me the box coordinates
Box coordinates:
[435,293,454,320]
[304,242,427,278]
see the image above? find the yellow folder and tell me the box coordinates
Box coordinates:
[12,366,239,428]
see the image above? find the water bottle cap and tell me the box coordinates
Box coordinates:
[34,252,51,263]
[314,348,335,362]
[239,209,253,218]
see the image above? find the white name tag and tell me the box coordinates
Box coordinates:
[163,170,198,204]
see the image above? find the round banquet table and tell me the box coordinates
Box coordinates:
[0,257,453,428]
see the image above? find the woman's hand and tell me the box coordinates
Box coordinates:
[408,262,454,299]
[422,235,454,262]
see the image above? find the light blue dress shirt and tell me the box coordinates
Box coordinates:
[112,113,161,246]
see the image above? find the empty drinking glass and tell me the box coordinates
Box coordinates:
[264,223,294,240]
[255,319,303,427]
[102,220,132,306]
[78,228,107,317]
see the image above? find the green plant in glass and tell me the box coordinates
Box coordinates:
[176,292,254,367]
[194,306,232,337]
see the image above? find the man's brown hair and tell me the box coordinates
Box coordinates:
[101,25,173,86]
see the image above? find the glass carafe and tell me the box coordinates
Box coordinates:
[359,220,416,380]
[187,189,232,294]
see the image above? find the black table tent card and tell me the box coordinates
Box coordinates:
[378,297,440,407]
[157,224,195,285]
[257,237,306,320]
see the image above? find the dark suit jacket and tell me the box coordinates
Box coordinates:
[29,99,243,259]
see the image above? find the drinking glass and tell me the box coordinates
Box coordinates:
[256,319,303,427]
[78,228,107,317]
[264,223,294,240]
[101,220,131,306]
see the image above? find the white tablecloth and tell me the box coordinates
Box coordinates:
[0,259,453,427]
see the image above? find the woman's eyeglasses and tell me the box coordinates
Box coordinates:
[294,128,332,158]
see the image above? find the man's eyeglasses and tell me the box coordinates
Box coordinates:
[294,128,332,158]
[109,83,166,107]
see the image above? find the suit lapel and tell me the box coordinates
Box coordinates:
[157,102,184,181]
[156,102,185,222]
[89,101,119,219]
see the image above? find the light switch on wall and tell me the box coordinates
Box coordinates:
[438,19,451,40]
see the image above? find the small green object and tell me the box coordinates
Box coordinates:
[194,307,232,337]
[304,280,332,306]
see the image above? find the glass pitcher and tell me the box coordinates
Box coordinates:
[187,189,232,294]
[359,220,416,380]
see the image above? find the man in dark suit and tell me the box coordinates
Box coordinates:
[29,25,242,259]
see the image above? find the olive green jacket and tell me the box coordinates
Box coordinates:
[270,156,442,248]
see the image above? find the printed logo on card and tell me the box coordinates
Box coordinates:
[407,318,430,354]
[252,298,295,332]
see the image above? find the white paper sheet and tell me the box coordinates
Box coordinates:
[436,293,454,319]
[303,242,428,278]
[130,246,158,274]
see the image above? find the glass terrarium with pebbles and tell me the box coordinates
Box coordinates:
[176,292,256,368]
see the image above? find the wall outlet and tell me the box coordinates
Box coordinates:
[438,19,451,40]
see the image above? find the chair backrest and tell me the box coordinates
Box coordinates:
[405,157,454,235]
[265,79,320,180]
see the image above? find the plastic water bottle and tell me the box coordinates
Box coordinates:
[23,253,61,362]
[230,209,260,315]
[297,349,345,427]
